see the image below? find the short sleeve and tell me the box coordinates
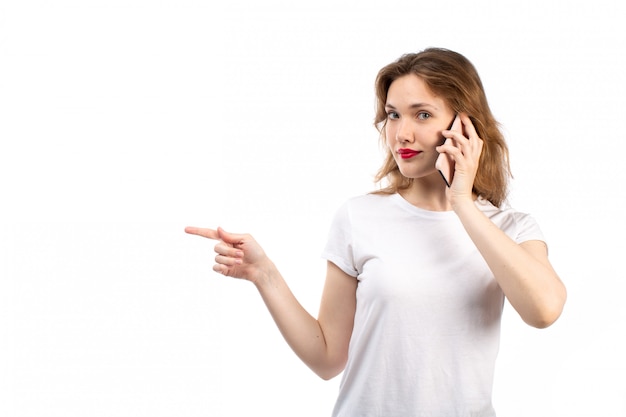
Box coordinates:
[477,198,546,246]
[512,212,545,244]
[321,201,358,278]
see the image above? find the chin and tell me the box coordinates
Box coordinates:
[397,166,429,179]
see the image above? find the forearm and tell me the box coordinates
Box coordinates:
[184,227,347,378]
[454,200,566,328]
[252,261,341,379]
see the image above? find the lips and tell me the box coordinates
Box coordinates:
[397,148,421,159]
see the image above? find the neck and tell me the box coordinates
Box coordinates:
[399,176,452,211]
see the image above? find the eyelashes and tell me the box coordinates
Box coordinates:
[385,111,432,120]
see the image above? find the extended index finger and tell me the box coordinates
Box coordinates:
[184,226,219,240]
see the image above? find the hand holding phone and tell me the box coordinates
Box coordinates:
[435,115,463,187]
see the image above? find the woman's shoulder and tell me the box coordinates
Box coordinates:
[476,197,532,220]
[476,197,544,240]
[341,192,396,209]
[329,193,397,222]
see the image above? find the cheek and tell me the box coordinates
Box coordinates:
[425,128,444,147]
[385,136,393,149]
[384,125,395,147]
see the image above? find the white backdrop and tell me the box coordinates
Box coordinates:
[1,1,625,416]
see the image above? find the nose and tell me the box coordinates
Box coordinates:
[396,119,414,143]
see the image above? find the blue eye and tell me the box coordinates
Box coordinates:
[387,111,399,120]
[417,112,431,120]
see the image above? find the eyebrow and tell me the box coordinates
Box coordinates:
[385,102,439,110]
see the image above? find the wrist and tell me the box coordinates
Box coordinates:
[251,259,279,288]
[451,194,477,214]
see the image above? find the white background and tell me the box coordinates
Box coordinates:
[1,0,625,416]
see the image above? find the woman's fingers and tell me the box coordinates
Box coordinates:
[186,226,266,280]
[216,227,250,247]
[459,113,478,139]
[215,253,243,267]
[184,226,219,240]
[213,241,244,275]
[441,113,483,159]
[214,241,243,257]
[212,263,229,275]
[185,226,248,246]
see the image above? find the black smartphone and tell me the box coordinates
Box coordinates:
[435,115,462,187]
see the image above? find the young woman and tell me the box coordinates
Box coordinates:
[185,48,567,417]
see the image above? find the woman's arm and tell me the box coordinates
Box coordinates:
[185,227,356,379]
[258,260,357,380]
[440,114,566,328]
[452,203,566,328]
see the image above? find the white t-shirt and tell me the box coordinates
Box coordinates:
[321,193,545,417]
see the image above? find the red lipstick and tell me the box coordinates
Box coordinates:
[398,148,421,159]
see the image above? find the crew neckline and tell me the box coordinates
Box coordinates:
[390,193,456,218]
[389,193,489,218]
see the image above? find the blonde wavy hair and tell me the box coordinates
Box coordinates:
[373,48,511,207]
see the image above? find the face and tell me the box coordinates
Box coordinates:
[384,74,455,181]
